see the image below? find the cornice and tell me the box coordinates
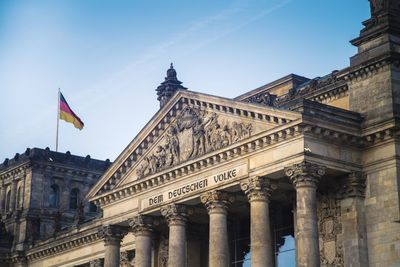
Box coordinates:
[25,226,102,262]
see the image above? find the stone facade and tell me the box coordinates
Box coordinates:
[1,1,400,266]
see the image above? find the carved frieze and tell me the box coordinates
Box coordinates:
[247,92,277,107]
[136,105,253,179]
[317,195,343,267]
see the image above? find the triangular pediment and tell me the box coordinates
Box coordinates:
[87,90,301,199]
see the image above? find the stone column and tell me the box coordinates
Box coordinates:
[337,172,369,267]
[285,161,325,267]
[0,182,5,214]
[129,215,154,267]
[9,179,17,212]
[98,225,128,267]
[161,204,188,267]
[241,176,276,267]
[201,191,235,267]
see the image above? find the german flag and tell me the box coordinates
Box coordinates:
[59,92,84,130]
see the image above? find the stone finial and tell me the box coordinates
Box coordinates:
[240,176,276,202]
[200,191,235,214]
[98,225,128,245]
[161,204,189,226]
[337,172,366,199]
[156,63,187,108]
[284,161,325,188]
[129,215,154,236]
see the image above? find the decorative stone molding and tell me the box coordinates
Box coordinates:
[129,215,154,236]
[317,195,344,267]
[247,92,278,107]
[285,161,326,188]
[240,176,276,202]
[98,225,128,245]
[158,235,169,267]
[160,204,189,226]
[337,172,366,199]
[200,191,235,214]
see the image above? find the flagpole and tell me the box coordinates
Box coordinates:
[56,88,60,152]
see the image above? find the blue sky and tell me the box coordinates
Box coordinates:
[0,0,370,161]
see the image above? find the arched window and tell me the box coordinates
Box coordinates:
[17,186,23,209]
[49,184,60,208]
[5,191,11,212]
[69,188,79,210]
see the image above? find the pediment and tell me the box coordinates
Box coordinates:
[87,90,301,199]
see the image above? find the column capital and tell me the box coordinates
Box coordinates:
[284,161,325,188]
[129,215,154,237]
[240,176,276,202]
[200,191,235,214]
[98,225,128,245]
[161,204,189,226]
[337,172,366,199]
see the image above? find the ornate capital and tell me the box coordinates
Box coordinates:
[284,161,325,188]
[240,176,276,202]
[200,191,235,214]
[161,204,189,226]
[337,172,366,199]
[129,215,154,236]
[98,225,128,245]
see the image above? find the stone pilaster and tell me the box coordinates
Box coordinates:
[200,191,235,267]
[240,176,275,267]
[129,215,154,267]
[98,225,128,267]
[161,204,188,267]
[9,179,17,212]
[0,182,5,214]
[337,172,368,267]
[285,161,325,267]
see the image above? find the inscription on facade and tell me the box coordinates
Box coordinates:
[141,164,247,210]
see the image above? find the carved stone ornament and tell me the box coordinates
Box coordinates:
[284,161,326,188]
[121,250,135,267]
[158,235,169,267]
[160,204,189,226]
[136,104,253,179]
[200,191,235,214]
[129,215,154,236]
[317,195,343,267]
[337,172,366,199]
[247,92,277,107]
[240,176,276,202]
[98,225,128,245]
[89,258,104,267]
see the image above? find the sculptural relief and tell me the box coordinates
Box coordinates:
[137,105,253,179]
[317,195,343,267]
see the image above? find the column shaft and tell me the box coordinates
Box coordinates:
[251,201,273,267]
[135,234,152,267]
[209,211,229,267]
[169,223,186,267]
[104,240,121,267]
[285,161,325,267]
[296,186,319,267]
[201,191,234,267]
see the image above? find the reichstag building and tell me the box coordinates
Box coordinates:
[1,1,400,266]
